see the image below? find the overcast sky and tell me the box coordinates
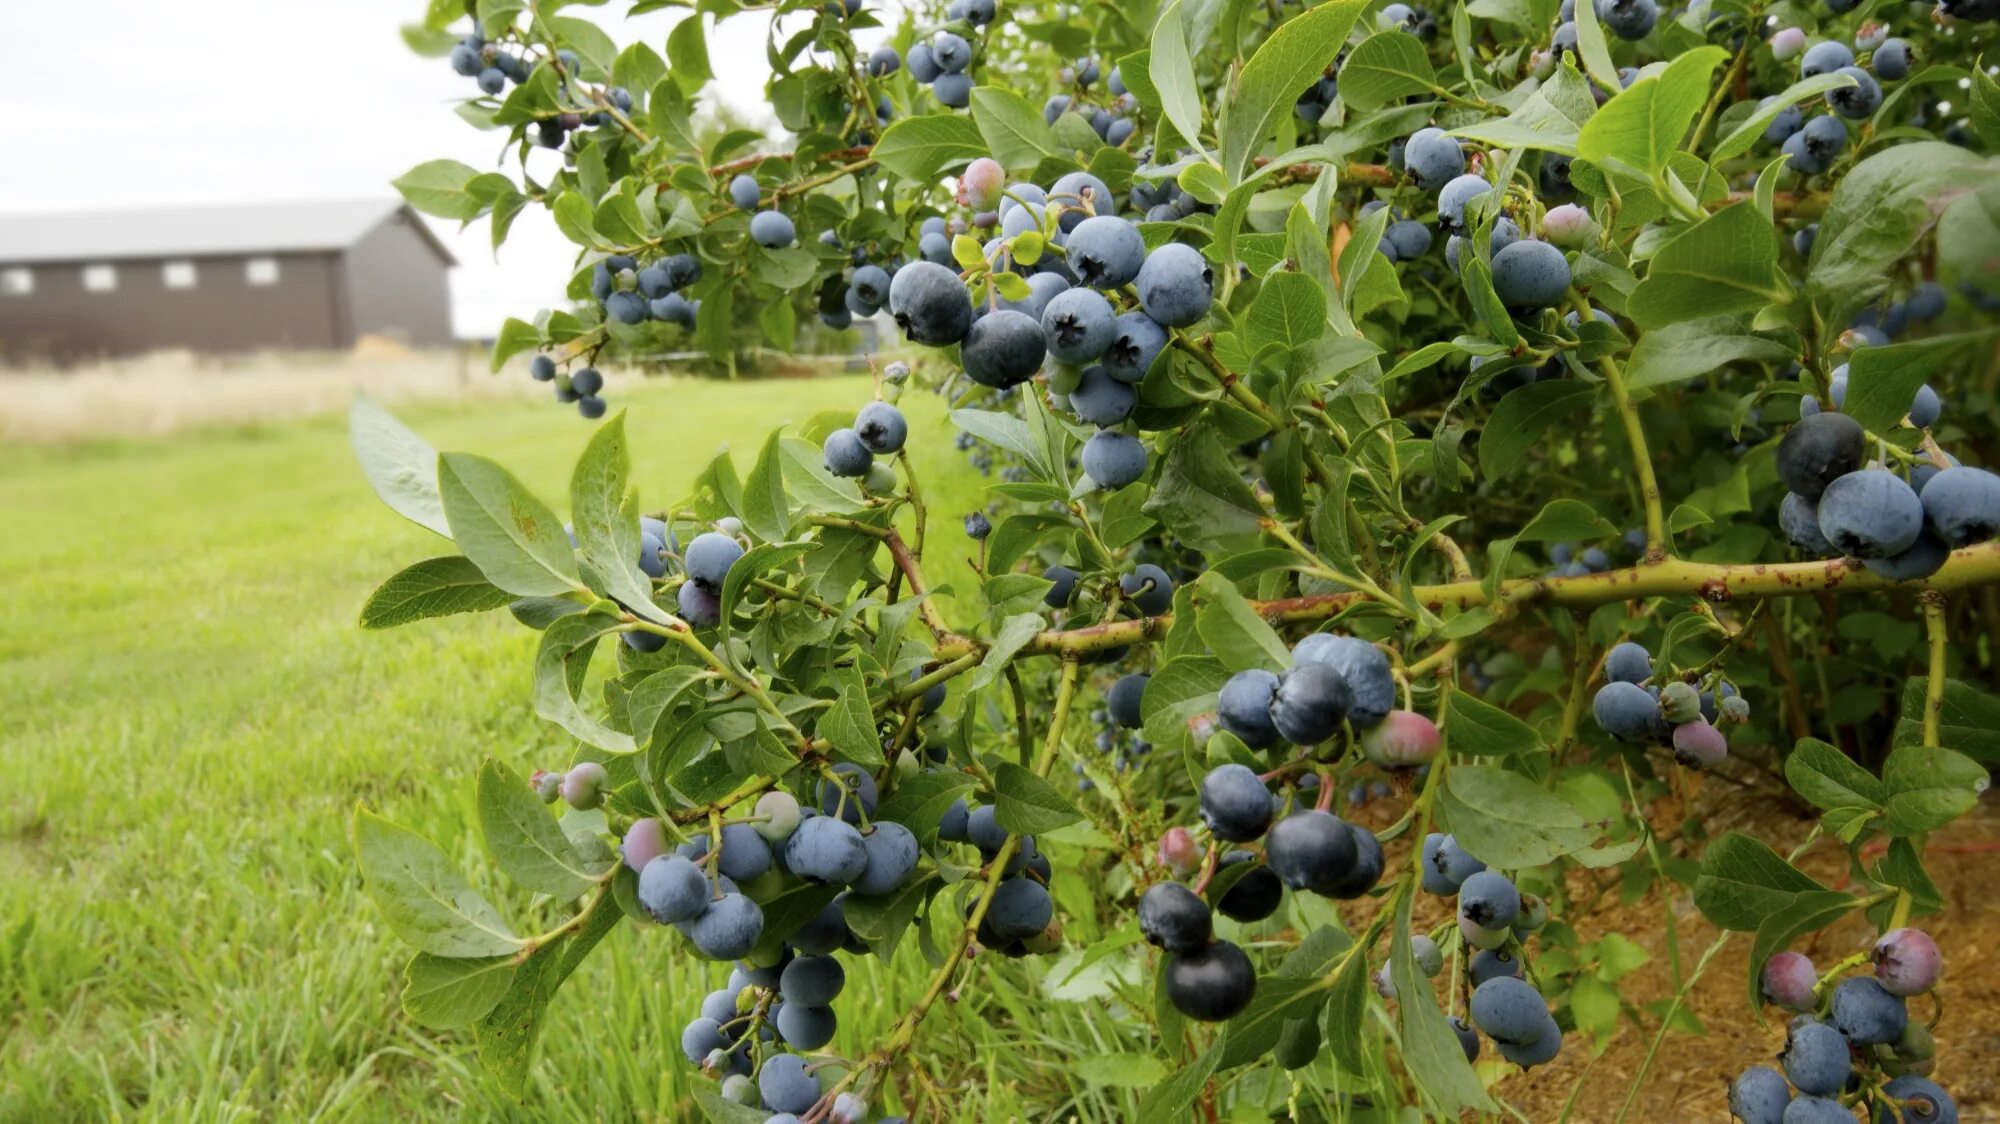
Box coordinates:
[3,1,889,338]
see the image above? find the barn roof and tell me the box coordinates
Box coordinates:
[0,199,457,267]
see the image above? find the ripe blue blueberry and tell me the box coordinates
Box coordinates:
[684,892,764,960]
[1490,239,1571,311]
[887,261,973,346]
[964,804,1008,854]
[906,42,939,81]
[1605,641,1653,684]
[1134,243,1214,327]
[758,1053,821,1116]
[1879,1075,1958,1124]
[1120,563,1175,614]
[818,762,879,823]
[712,823,773,882]
[1920,466,2000,546]
[1293,634,1394,728]
[1041,287,1118,363]
[681,1016,730,1065]
[1266,810,1359,891]
[1827,66,1882,118]
[749,210,796,249]
[785,816,869,885]
[779,954,846,1006]
[1469,976,1548,1045]
[1384,219,1434,260]
[1164,939,1257,1022]
[962,308,1048,388]
[727,175,762,212]
[1458,870,1522,928]
[789,895,850,955]
[1422,832,1487,893]
[932,71,972,107]
[1594,0,1658,39]
[1873,38,1912,80]
[1784,1019,1851,1096]
[528,355,556,381]
[964,511,991,539]
[1728,1065,1791,1124]
[1863,530,1951,581]
[1199,763,1274,842]
[1069,365,1137,427]
[1816,469,1924,559]
[1082,431,1148,489]
[684,532,742,589]
[854,821,919,895]
[1044,564,1081,607]
[639,854,711,924]
[1138,882,1213,952]
[605,290,649,325]
[866,45,900,76]
[1065,215,1146,288]
[1781,492,1838,556]
[1470,947,1523,987]
[576,396,608,419]
[1451,1016,1482,1063]
[987,877,1054,940]
[1108,673,1148,728]
[1801,40,1856,78]
[1494,1018,1562,1068]
[853,401,907,455]
[1593,681,1662,741]
[931,31,971,73]
[1105,312,1167,383]
[1403,127,1465,190]
[999,271,1071,322]
[1777,412,1865,501]
[1829,975,1908,1045]
[677,580,722,628]
[822,428,874,478]
[1216,668,1281,748]
[1271,662,1352,745]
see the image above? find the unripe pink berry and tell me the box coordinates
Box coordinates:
[1157,826,1201,874]
[623,817,668,873]
[530,769,562,803]
[561,761,609,810]
[1873,928,1943,997]
[1361,710,1442,769]
[1542,203,1595,248]
[957,157,1005,210]
[1671,720,1728,767]
[1761,950,1817,1010]
[1770,27,1807,59]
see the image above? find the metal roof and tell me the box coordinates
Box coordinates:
[0,199,456,266]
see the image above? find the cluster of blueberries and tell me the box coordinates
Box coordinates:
[1396,127,1575,313]
[935,798,1063,956]
[1591,640,1750,766]
[1214,633,1403,752]
[820,397,910,487]
[615,768,922,1120]
[528,356,609,418]
[1544,530,1648,578]
[523,251,705,415]
[1763,31,1908,174]
[1043,61,1143,147]
[894,22,987,110]
[1083,679,1157,786]
[1395,836,1563,1067]
[446,30,533,96]
[1732,927,1955,1123]
[1775,400,2000,582]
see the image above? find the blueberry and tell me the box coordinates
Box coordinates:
[1361,709,1442,768]
[999,271,1071,322]
[1777,412,1865,501]
[1199,763,1273,842]
[933,71,973,106]
[1120,563,1175,614]
[623,818,669,874]
[714,822,773,882]
[561,761,608,809]
[790,896,850,955]
[1216,859,1284,921]
[1784,1019,1851,1096]
[1873,38,1912,80]
[1216,669,1281,748]
[1293,635,1393,728]
[785,816,869,885]
[1103,312,1168,383]
[605,290,650,325]
[1450,1016,1482,1063]
[1879,1075,1958,1124]
[848,264,891,309]
[852,401,907,455]
[1594,0,1658,39]
[1920,467,2000,545]
[1164,939,1257,1021]
[1605,642,1652,684]
[961,308,1048,388]
[1781,492,1838,556]
[1384,219,1434,260]
[1138,882,1213,952]
[683,892,764,960]
[1065,215,1146,288]
[1409,934,1446,977]
[1801,40,1855,79]
[681,1016,730,1065]
[1672,720,1729,767]
[1108,673,1148,728]
[818,762,878,824]
[1266,810,1358,890]
[1873,928,1943,997]
[758,1053,821,1116]
[753,791,802,843]
[1829,976,1908,1045]
[1728,1065,1791,1124]
[528,355,556,381]
[866,45,900,76]
[639,855,711,924]
[1864,531,1951,581]
[1067,365,1136,428]
[1470,947,1523,987]
[931,31,971,73]
[1828,66,1883,118]
[477,67,507,95]
[1041,287,1118,363]
[1044,564,1081,607]
[1495,1019,1562,1068]
[779,954,846,1006]
[1490,239,1570,312]
[1458,870,1522,928]
[1321,822,1383,899]
[1783,1097,1852,1123]
[1593,681,1661,741]
[1082,431,1148,489]
[1271,662,1352,745]
[1469,976,1549,1045]
[1134,243,1214,327]
[1817,469,1924,559]
[664,252,702,289]
[749,210,796,249]
[1420,831,1486,893]
[1403,127,1465,190]
[906,42,939,81]
[964,511,992,539]
[822,428,874,478]
[987,877,1054,940]
[677,581,722,627]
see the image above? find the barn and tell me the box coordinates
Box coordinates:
[0,200,457,362]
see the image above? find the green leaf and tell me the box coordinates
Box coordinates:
[1627,203,1789,329]
[533,614,638,753]
[693,1089,771,1124]
[1895,677,2000,764]
[967,612,1045,694]
[350,397,450,538]
[1711,72,1860,162]
[1439,765,1598,867]
[994,762,1084,835]
[1570,0,1623,95]
[1244,271,1326,355]
[970,85,1062,172]
[1391,888,1494,1114]
[1844,335,1979,435]
[740,430,792,545]
[476,760,596,900]
[471,885,620,1095]
[1150,1,1211,162]
[1577,47,1728,179]
[873,112,989,180]
[439,452,582,598]
[360,555,513,629]
[1448,65,1594,154]
[489,317,541,374]
[818,666,884,767]
[1141,423,1267,553]
[1744,890,1857,1015]
[1784,737,1885,812]
[355,808,523,957]
[1517,498,1619,542]
[1809,143,1990,328]
[1444,688,1539,759]
[666,14,713,93]
[778,437,866,515]
[393,159,487,221]
[1624,316,1793,391]
[1137,1041,1221,1118]
[1880,744,1988,835]
[1220,0,1371,183]
[570,412,667,623]
[1192,571,1289,673]
[1218,976,1334,1068]
[874,772,977,851]
[401,953,519,1028]
[1478,381,1595,479]
[1141,655,1229,754]
[1338,31,1438,112]
[1074,1052,1172,1088]
[1693,832,1827,932]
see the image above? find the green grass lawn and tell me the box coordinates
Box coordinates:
[0,377,1159,1122]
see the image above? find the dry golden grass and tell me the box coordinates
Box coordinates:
[0,344,559,443]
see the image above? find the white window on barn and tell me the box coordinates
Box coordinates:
[245,257,280,287]
[0,268,30,297]
[83,264,118,293]
[162,261,198,290]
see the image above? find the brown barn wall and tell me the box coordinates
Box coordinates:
[0,252,346,362]
[341,213,456,348]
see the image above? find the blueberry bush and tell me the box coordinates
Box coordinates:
[368,0,2000,1117]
